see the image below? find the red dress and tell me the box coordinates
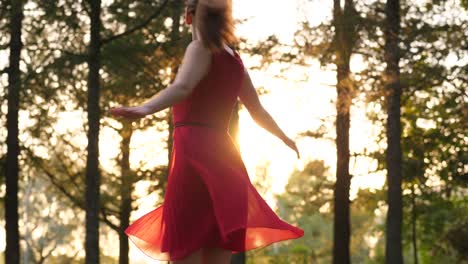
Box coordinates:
[125,48,304,261]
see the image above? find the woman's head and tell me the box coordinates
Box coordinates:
[185,0,237,52]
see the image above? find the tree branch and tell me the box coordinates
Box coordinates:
[40,237,58,263]
[0,43,8,50]
[26,147,122,228]
[100,208,120,231]
[41,164,85,209]
[0,66,8,75]
[101,0,170,45]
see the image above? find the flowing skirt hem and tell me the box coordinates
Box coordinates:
[126,224,304,261]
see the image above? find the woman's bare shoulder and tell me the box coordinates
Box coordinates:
[186,40,211,56]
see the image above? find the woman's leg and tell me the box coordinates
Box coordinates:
[171,248,203,264]
[202,247,232,264]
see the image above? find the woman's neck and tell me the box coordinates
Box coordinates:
[191,25,199,41]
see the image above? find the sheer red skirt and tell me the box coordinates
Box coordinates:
[125,126,304,261]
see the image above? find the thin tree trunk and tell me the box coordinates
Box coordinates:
[118,121,133,264]
[230,252,245,264]
[228,102,240,147]
[411,184,418,264]
[165,0,184,194]
[332,1,356,263]
[23,176,34,264]
[85,0,102,263]
[333,69,351,264]
[229,102,244,264]
[384,0,403,263]
[384,0,403,264]
[5,1,23,263]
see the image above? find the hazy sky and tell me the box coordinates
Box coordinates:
[232,0,384,198]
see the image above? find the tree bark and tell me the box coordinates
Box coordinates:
[384,0,403,263]
[332,1,356,263]
[118,122,133,264]
[85,0,102,263]
[5,1,23,263]
[411,184,418,264]
[333,68,351,264]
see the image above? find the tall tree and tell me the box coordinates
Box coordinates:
[331,0,358,263]
[117,121,133,264]
[106,2,177,263]
[84,0,102,262]
[100,1,175,262]
[5,0,24,263]
[229,102,245,264]
[384,0,403,263]
[165,0,187,194]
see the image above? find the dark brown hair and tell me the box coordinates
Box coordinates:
[187,0,237,52]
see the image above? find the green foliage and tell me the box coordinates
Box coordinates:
[267,160,334,262]
[463,0,468,9]
[251,160,386,262]
[350,188,386,263]
[406,194,468,263]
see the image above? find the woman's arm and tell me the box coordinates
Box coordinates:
[109,40,211,119]
[239,69,300,159]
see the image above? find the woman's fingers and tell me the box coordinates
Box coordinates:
[109,106,146,120]
[284,138,300,159]
[109,107,126,116]
[110,107,134,118]
[292,143,300,159]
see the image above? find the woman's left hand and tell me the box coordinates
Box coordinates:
[283,137,301,159]
[109,106,150,120]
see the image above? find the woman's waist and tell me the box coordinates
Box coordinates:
[172,106,234,130]
[173,120,229,132]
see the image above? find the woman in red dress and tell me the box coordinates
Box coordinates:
[110,0,304,263]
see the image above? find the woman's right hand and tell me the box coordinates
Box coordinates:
[109,105,151,120]
[283,137,300,159]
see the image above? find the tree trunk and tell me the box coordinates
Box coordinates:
[384,0,403,263]
[22,177,34,264]
[85,0,102,263]
[118,122,133,264]
[5,1,23,263]
[164,0,184,195]
[228,102,240,147]
[230,252,245,264]
[333,69,351,264]
[411,184,418,264]
[229,102,244,264]
[332,1,356,263]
